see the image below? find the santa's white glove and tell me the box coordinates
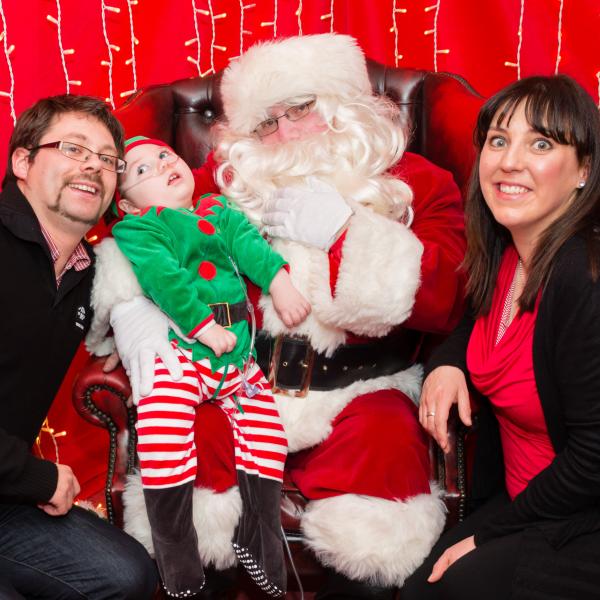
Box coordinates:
[262,178,353,251]
[110,296,183,405]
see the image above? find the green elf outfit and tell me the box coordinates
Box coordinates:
[112,143,289,598]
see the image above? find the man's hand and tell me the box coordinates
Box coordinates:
[110,296,183,405]
[196,324,237,357]
[38,464,80,516]
[428,536,476,582]
[269,269,311,328]
[262,178,352,251]
[419,366,471,454]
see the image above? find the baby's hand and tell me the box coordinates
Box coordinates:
[195,324,237,357]
[269,269,311,328]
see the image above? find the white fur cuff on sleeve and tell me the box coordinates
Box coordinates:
[311,207,423,338]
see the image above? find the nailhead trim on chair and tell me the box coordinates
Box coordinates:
[232,543,284,597]
[457,423,467,521]
[83,384,137,524]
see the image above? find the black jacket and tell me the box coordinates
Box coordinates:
[0,182,94,504]
[428,235,600,548]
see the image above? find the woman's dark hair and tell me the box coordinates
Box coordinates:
[2,94,125,189]
[464,74,600,315]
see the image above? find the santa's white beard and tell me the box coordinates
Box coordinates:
[217,124,412,225]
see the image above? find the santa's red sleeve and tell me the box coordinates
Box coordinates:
[394,152,467,334]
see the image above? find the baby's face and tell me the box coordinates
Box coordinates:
[118,144,195,213]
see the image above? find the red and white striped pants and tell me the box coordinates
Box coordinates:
[136,343,287,489]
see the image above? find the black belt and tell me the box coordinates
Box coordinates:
[255,329,423,395]
[208,301,248,327]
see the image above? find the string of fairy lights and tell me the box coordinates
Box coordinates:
[122,0,139,99]
[100,0,117,108]
[390,1,406,66]
[321,0,334,33]
[296,0,303,36]
[504,0,525,79]
[0,0,15,125]
[238,1,254,56]
[0,1,597,163]
[425,1,449,72]
[186,0,202,76]
[554,0,563,75]
[47,0,79,94]
[260,0,277,38]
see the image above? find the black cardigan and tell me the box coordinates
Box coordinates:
[0,182,95,504]
[428,235,600,548]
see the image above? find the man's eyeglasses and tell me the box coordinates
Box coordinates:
[28,141,127,174]
[253,97,317,138]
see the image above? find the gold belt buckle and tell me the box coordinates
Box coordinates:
[208,302,232,328]
[268,335,315,398]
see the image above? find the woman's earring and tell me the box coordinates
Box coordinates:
[577,180,586,189]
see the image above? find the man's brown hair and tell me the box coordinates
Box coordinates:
[2,94,125,189]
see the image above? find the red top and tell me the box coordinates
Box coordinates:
[467,246,555,499]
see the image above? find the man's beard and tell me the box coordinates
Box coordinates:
[49,175,106,226]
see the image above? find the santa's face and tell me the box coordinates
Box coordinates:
[261,101,329,145]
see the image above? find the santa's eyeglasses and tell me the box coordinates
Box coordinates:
[252,96,317,138]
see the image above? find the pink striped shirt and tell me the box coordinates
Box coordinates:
[39,225,91,286]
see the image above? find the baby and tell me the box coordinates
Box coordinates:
[112,136,309,598]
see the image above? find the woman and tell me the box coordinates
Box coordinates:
[403,74,600,600]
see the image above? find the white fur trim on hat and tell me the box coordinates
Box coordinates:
[221,34,371,135]
[301,487,446,587]
[123,474,242,570]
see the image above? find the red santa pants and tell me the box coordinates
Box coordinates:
[136,343,287,489]
[191,387,431,502]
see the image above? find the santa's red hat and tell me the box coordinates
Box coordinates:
[220,34,371,136]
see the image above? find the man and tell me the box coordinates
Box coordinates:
[89,34,466,599]
[0,95,158,599]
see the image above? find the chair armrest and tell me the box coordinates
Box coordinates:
[72,355,132,428]
[72,355,137,526]
[428,406,471,528]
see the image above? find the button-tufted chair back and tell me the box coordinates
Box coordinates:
[114,60,484,193]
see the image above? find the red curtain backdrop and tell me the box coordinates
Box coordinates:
[4,0,599,503]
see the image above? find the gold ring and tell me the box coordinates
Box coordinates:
[426,412,435,417]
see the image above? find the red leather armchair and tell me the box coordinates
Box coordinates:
[73,61,483,595]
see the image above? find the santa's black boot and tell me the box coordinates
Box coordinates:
[144,483,206,598]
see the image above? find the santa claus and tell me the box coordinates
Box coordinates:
[88,33,466,599]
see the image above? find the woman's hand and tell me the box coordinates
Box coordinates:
[428,535,476,582]
[419,366,471,453]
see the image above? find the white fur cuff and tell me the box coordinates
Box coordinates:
[301,487,446,587]
[275,365,423,453]
[311,207,423,338]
